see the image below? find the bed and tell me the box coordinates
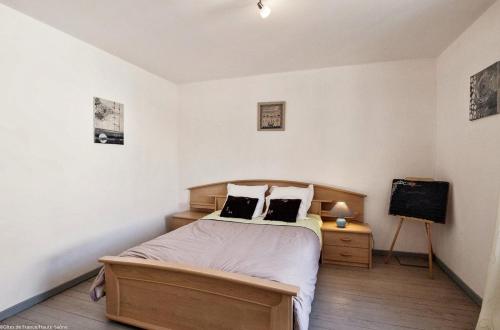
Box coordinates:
[91,180,366,330]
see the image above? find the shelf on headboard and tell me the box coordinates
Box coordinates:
[190,202,216,211]
[320,210,360,218]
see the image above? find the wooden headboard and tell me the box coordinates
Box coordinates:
[188,179,367,222]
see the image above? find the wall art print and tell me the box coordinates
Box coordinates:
[470,62,499,121]
[93,97,124,145]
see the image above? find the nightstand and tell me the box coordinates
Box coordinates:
[321,221,372,268]
[169,211,210,232]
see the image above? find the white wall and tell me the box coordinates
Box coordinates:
[179,59,437,253]
[0,4,179,311]
[434,0,500,298]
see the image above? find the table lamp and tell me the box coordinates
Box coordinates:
[331,201,351,228]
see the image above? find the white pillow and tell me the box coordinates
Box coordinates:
[266,184,314,220]
[227,183,268,218]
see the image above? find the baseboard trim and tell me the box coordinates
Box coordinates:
[373,249,482,306]
[434,256,482,306]
[373,249,427,258]
[0,267,100,321]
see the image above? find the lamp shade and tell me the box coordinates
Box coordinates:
[331,201,352,218]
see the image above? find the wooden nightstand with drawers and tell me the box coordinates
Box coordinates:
[321,221,373,268]
[168,211,210,232]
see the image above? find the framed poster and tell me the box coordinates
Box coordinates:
[470,61,499,121]
[257,101,286,131]
[93,97,124,145]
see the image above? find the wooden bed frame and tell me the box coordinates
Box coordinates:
[100,180,366,330]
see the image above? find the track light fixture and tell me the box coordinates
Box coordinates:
[257,0,271,19]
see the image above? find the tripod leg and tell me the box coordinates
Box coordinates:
[385,217,404,264]
[425,222,433,278]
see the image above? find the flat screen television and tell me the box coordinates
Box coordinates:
[389,179,450,224]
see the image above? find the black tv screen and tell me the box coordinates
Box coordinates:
[389,179,449,223]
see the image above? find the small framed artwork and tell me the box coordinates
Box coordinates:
[470,61,499,121]
[93,97,124,145]
[258,101,286,131]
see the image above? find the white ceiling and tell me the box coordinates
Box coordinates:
[1,0,495,83]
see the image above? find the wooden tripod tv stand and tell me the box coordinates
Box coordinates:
[385,177,436,278]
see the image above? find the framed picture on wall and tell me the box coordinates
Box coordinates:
[94,97,124,145]
[470,61,499,121]
[257,101,286,131]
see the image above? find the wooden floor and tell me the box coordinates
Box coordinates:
[1,256,479,330]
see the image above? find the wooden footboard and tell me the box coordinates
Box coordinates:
[99,256,299,330]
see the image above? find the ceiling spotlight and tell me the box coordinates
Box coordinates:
[257,1,271,19]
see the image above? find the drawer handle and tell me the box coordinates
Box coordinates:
[340,238,352,242]
[340,253,352,257]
